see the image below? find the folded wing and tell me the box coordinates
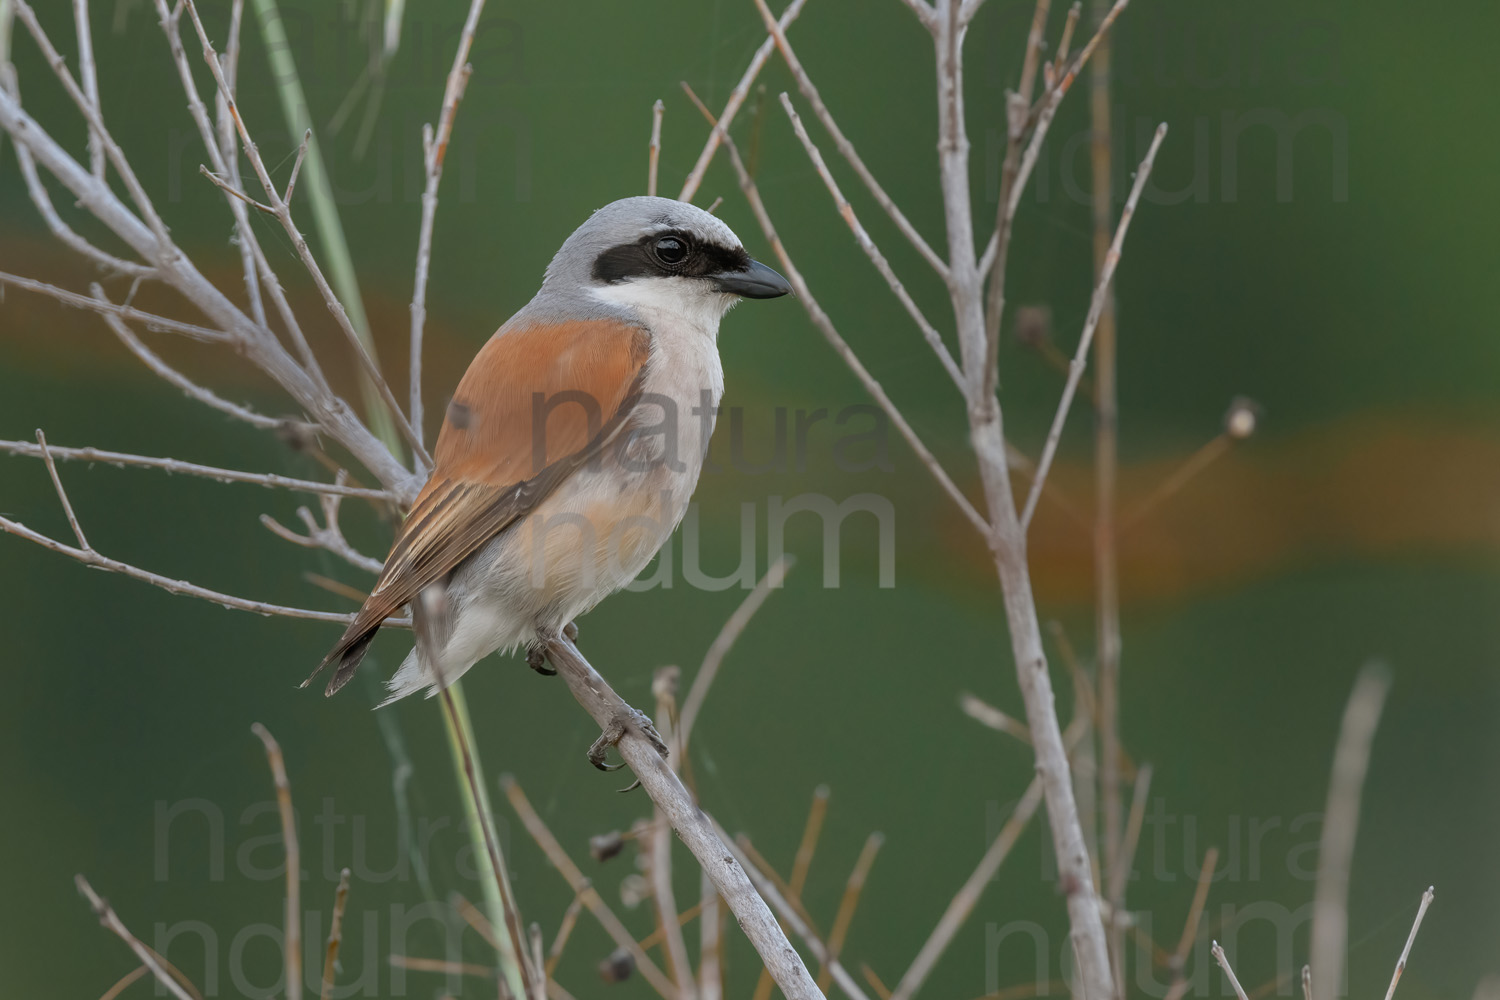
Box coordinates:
[309,317,651,695]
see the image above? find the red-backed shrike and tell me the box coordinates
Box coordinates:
[308,196,791,703]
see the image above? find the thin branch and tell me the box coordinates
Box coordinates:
[75,875,197,1000]
[977,0,1131,278]
[1310,664,1393,1000]
[99,965,150,1000]
[898,0,937,28]
[11,0,171,242]
[1383,887,1435,1000]
[282,127,311,204]
[889,777,1044,1000]
[714,816,872,1000]
[1211,942,1251,1000]
[260,475,385,574]
[545,893,585,977]
[89,287,296,432]
[1106,762,1151,907]
[0,513,408,625]
[750,0,949,278]
[676,0,808,203]
[320,868,351,1000]
[544,638,825,1000]
[72,0,103,178]
[817,833,883,993]
[647,668,696,1000]
[0,270,226,343]
[958,693,1031,745]
[0,77,152,277]
[409,0,485,446]
[1165,847,1218,993]
[500,775,679,1000]
[699,868,723,1000]
[678,554,794,755]
[180,0,431,468]
[648,98,664,196]
[777,92,964,390]
[753,782,830,1000]
[714,120,990,540]
[250,724,302,1000]
[1019,122,1167,530]
[34,430,89,549]
[0,439,390,501]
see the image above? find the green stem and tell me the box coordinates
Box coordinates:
[248,0,399,453]
[247,2,521,986]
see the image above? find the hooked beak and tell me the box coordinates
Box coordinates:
[711,258,793,299]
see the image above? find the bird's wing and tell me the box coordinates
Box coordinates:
[310,317,652,694]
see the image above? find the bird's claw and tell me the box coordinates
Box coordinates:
[524,643,556,676]
[587,707,668,782]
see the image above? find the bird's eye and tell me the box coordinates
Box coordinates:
[653,236,689,267]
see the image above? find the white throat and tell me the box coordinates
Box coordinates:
[591,277,737,339]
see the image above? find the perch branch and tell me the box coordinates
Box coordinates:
[544,637,825,1000]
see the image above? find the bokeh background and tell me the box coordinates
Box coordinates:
[1,0,1496,997]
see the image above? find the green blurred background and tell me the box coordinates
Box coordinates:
[1,0,1496,997]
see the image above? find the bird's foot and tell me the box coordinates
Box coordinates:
[587,707,669,779]
[563,620,579,641]
[524,641,556,676]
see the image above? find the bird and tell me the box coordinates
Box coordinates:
[306,196,791,708]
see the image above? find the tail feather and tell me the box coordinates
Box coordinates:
[305,624,379,697]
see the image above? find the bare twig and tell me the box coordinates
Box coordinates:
[180,0,431,468]
[1211,942,1250,1000]
[648,98,664,196]
[1383,887,1435,1000]
[699,868,723,1000]
[752,782,829,1000]
[545,893,585,977]
[715,817,872,1000]
[959,692,1031,745]
[90,288,294,432]
[1310,664,1393,1000]
[75,876,197,1000]
[1018,122,1167,530]
[889,777,1044,1000]
[1168,848,1219,976]
[1107,762,1151,908]
[0,439,390,502]
[250,723,302,1000]
[409,0,485,445]
[0,513,408,626]
[817,832,883,992]
[0,270,226,343]
[544,638,825,1000]
[778,93,964,390]
[712,121,989,539]
[897,0,936,27]
[750,0,948,277]
[678,554,794,755]
[72,0,103,177]
[34,430,89,550]
[99,965,150,1000]
[320,868,351,1000]
[260,476,385,574]
[648,668,696,1000]
[677,0,807,203]
[500,775,678,999]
